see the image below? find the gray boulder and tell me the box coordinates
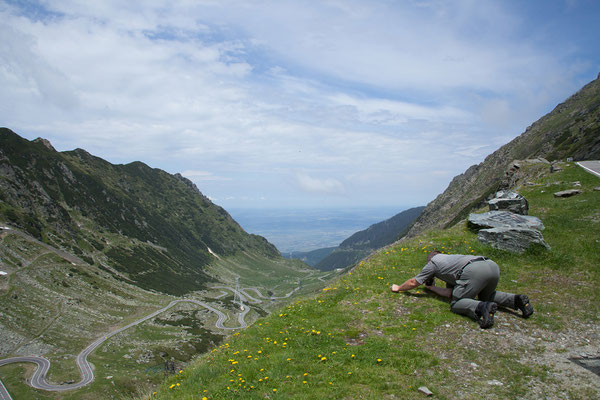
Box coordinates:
[554,189,582,198]
[488,190,529,215]
[468,211,545,231]
[478,227,550,254]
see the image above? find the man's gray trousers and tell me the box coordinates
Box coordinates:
[450,259,516,320]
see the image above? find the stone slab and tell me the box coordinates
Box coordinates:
[553,189,582,198]
[468,211,545,231]
[418,386,433,396]
[488,190,529,215]
[477,227,550,254]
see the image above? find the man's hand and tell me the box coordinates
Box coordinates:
[391,278,420,292]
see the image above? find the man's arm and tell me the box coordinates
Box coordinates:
[391,278,420,293]
[425,282,452,298]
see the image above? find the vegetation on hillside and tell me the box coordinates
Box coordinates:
[0,128,282,294]
[146,163,600,399]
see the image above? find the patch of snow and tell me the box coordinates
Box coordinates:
[207,247,221,259]
[0,271,7,276]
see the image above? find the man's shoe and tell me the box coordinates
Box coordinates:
[515,295,534,318]
[476,302,497,329]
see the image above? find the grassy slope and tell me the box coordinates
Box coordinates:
[147,163,600,399]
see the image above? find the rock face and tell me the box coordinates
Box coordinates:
[478,227,550,254]
[554,189,582,198]
[468,211,545,231]
[488,190,529,215]
[469,194,550,253]
[550,163,563,173]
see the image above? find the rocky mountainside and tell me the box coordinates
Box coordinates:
[0,128,281,295]
[406,73,600,238]
[311,206,424,271]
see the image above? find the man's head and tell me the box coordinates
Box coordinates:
[427,250,441,263]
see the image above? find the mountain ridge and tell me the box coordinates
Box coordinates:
[313,206,424,271]
[285,207,424,270]
[0,128,282,295]
[405,73,600,239]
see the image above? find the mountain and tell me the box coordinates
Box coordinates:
[406,72,600,239]
[304,206,424,271]
[0,128,282,295]
[285,246,338,267]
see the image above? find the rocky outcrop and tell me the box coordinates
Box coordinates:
[477,227,550,253]
[468,211,544,231]
[469,192,549,253]
[33,137,56,151]
[487,190,529,215]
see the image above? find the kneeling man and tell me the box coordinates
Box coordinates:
[391,251,533,329]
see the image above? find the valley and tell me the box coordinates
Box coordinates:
[0,225,335,399]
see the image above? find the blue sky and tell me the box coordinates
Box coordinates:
[1,0,599,210]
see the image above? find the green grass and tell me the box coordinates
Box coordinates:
[145,163,600,399]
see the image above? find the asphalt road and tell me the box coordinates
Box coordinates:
[577,160,600,178]
[0,296,250,399]
[0,379,11,400]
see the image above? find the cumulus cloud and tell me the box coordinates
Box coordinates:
[0,0,597,208]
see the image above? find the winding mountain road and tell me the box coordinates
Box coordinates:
[0,297,249,399]
[577,160,600,178]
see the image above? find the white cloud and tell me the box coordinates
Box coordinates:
[181,170,232,181]
[296,172,345,195]
[0,0,597,209]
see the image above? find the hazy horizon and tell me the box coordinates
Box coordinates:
[228,206,406,253]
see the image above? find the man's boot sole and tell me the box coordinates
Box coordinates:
[479,302,497,329]
[519,295,534,319]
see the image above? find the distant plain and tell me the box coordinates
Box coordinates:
[228,207,405,254]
